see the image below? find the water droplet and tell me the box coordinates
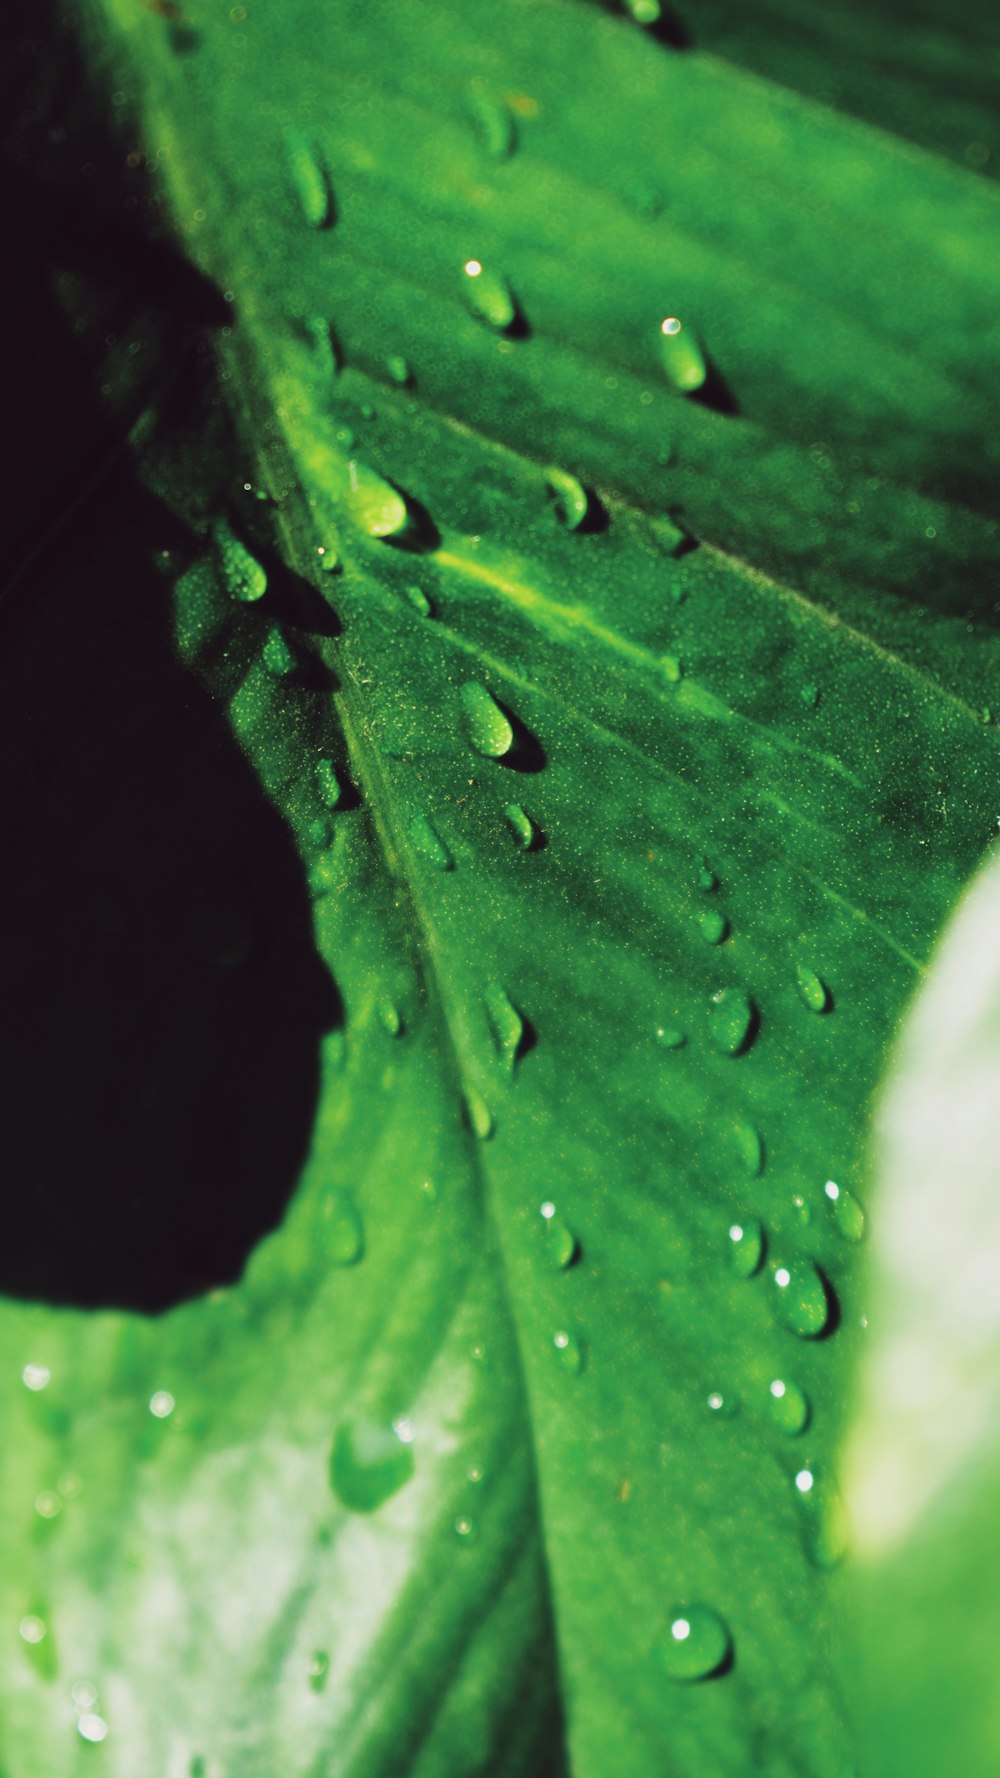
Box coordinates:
[503,802,537,849]
[706,1389,740,1419]
[484,982,524,1074]
[465,1085,494,1140]
[19,1614,46,1644]
[377,998,403,1038]
[385,353,411,386]
[696,859,718,892]
[330,1420,415,1512]
[698,908,729,946]
[462,259,517,333]
[403,582,432,616]
[22,1363,50,1391]
[795,962,830,1013]
[303,314,340,382]
[460,681,513,758]
[148,1390,175,1419]
[263,626,295,676]
[552,1329,584,1374]
[661,653,683,684]
[791,1193,812,1226]
[793,1461,849,1569]
[315,759,344,809]
[72,1681,97,1711]
[824,1179,865,1242]
[767,1377,810,1435]
[655,1025,686,1050]
[285,132,334,228]
[540,1202,578,1270]
[308,1650,330,1692]
[468,90,515,160]
[322,1190,364,1266]
[727,1217,764,1278]
[410,812,454,871]
[35,1490,62,1520]
[800,682,821,709]
[659,316,707,393]
[660,1604,732,1682]
[708,988,756,1055]
[78,1713,110,1744]
[454,1514,478,1543]
[772,1259,830,1338]
[213,518,267,603]
[545,466,590,531]
[652,513,693,557]
[733,1121,764,1176]
[346,460,410,539]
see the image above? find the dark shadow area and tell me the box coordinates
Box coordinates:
[387,489,442,555]
[495,701,548,774]
[815,1271,842,1342]
[689,357,740,418]
[0,3,339,1311]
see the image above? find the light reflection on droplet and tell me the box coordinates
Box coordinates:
[671,1616,691,1641]
[775,1266,791,1288]
[540,1201,556,1221]
[77,1714,109,1744]
[465,259,482,278]
[35,1491,62,1520]
[149,1390,175,1419]
[661,318,682,337]
[795,1468,815,1494]
[72,1681,98,1711]
[22,1364,50,1392]
[392,1417,415,1445]
[19,1615,46,1644]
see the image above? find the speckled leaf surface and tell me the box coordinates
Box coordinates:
[1,0,998,1773]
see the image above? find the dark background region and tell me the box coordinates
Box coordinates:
[0,1,339,1312]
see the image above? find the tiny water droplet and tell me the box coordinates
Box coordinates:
[659,316,707,393]
[308,1650,330,1693]
[660,1604,731,1682]
[800,682,821,709]
[468,89,516,160]
[502,802,537,849]
[315,759,344,809]
[727,1217,764,1278]
[322,1190,364,1266]
[696,859,718,892]
[655,1024,687,1050]
[148,1390,175,1419]
[460,681,513,758]
[454,1514,478,1543]
[330,1420,414,1512]
[385,353,411,386]
[706,1389,740,1419]
[733,1121,764,1176]
[791,1193,812,1226]
[263,626,295,676]
[35,1490,61,1520]
[22,1363,51,1391]
[213,518,267,602]
[19,1615,46,1645]
[303,314,340,382]
[285,132,334,228]
[652,513,693,557]
[465,1085,495,1140]
[346,460,410,539]
[767,1377,810,1435]
[540,1202,578,1270]
[484,982,525,1074]
[462,259,517,333]
[824,1179,865,1241]
[661,653,684,684]
[793,1461,849,1569]
[795,962,830,1013]
[403,582,432,616]
[545,465,590,531]
[772,1259,830,1338]
[72,1681,98,1711]
[410,811,454,871]
[708,988,756,1055]
[377,998,403,1038]
[697,908,729,946]
[552,1329,584,1374]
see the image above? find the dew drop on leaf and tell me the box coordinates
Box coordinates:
[655,1024,686,1050]
[410,812,454,871]
[706,1389,740,1419]
[625,0,661,23]
[330,1420,415,1512]
[484,981,524,1073]
[660,1604,732,1681]
[772,1259,831,1338]
[315,759,344,809]
[465,1085,495,1141]
[308,1650,330,1693]
[708,987,756,1055]
[212,518,267,602]
[468,89,515,160]
[346,459,410,539]
[823,1179,866,1241]
[733,1121,764,1176]
[502,802,537,849]
[461,259,517,332]
[385,353,411,386]
[263,626,295,676]
[454,1515,478,1543]
[322,1190,364,1266]
[377,998,403,1038]
[767,1377,810,1435]
[659,316,707,393]
[545,465,590,530]
[19,1614,46,1645]
[460,681,514,758]
[284,131,334,229]
[793,1462,849,1569]
[727,1216,764,1278]
[697,908,729,946]
[696,859,718,892]
[77,1713,110,1744]
[403,582,432,616]
[540,1201,579,1270]
[552,1329,584,1374]
[795,961,830,1012]
[661,653,683,684]
[303,314,340,383]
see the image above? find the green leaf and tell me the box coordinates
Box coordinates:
[1,0,998,1773]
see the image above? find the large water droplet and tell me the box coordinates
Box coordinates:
[727,1216,764,1278]
[285,132,334,229]
[660,1604,732,1681]
[823,1179,865,1241]
[767,1377,810,1435]
[733,1121,764,1176]
[330,1420,414,1512]
[322,1190,364,1265]
[308,1650,330,1693]
[545,466,590,531]
[540,1200,578,1270]
[410,812,454,871]
[460,681,514,758]
[708,988,756,1055]
[552,1329,584,1374]
[659,316,707,393]
[346,460,410,540]
[462,259,517,332]
[484,982,524,1074]
[213,518,267,603]
[697,908,729,946]
[772,1259,830,1338]
[468,90,515,160]
[795,962,830,1013]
